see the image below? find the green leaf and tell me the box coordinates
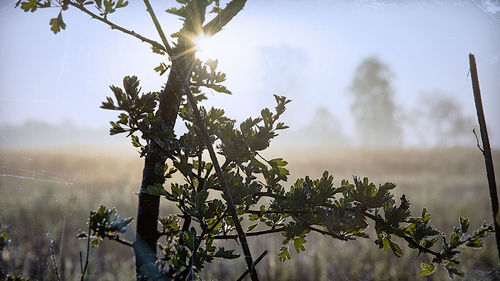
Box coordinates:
[247,223,258,231]
[293,236,306,253]
[21,0,38,12]
[275,122,289,130]
[166,6,187,18]
[214,247,239,259]
[422,237,438,249]
[278,246,291,262]
[465,239,482,248]
[171,184,181,198]
[205,83,231,95]
[269,158,287,167]
[131,134,141,147]
[249,213,260,221]
[450,232,460,247]
[90,238,100,248]
[49,12,66,34]
[103,0,113,11]
[118,113,128,124]
[418,261,435,276]
[205,59,219,71]
[154,62,169,75]
[109,121,127,135]
[151,45,165,55]
[144,184,167,196]
[460,217,469,234]
[389,240,402,257]
[446,264,465,278]
[116,0,128,8]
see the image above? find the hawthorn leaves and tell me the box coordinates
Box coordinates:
[77,205,133,248]
[97,71,492,278]
[19,0,494,279]
[18,0,129,34]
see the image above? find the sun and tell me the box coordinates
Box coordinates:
[195,34,218,61]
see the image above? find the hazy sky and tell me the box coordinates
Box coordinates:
[1,0,499,145]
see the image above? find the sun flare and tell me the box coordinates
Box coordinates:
[195,34,218,61]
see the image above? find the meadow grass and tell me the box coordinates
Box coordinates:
[0,146,499,280]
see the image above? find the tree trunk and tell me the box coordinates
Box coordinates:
[134,50,194,280]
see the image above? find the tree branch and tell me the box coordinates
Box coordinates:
[80,215,91,281]
[46,232,63,281]
[110,235,134,248]
[213,227,286,240]
[308,226,350,241]
[142,0,174,57]
[236,250,268,281]
[68,2,166,53]
[252,191,287,200]
[185,89,259,280]
[203,0,247,36]
[339,205,449,262]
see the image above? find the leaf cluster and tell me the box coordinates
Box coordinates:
[99,70,492,278]
[18,0,128,34]
[100,76,163,154]
[97,74,292,278]
[87,63,493,279]
[77,205,133,248]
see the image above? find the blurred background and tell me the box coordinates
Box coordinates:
[1,0,500,280]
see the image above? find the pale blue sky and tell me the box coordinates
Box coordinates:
[1,0,499,146]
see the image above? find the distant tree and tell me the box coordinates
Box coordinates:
[408,91,475,147]
[279,106,348,148]
[305,106,348,147]
[18,1,492,281]
[349,56,402,147]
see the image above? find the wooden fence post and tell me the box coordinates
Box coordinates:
[469,53,500,261]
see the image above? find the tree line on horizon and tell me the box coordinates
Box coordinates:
[0,56,475,149]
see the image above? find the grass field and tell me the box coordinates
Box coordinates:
[1,146,499,280]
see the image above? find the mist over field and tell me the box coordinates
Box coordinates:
[1,146,500,280]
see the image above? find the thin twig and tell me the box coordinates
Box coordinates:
[67,2,166,53]
[308,226,350,241]
[184,90,259,280]
[252,192,287,200]
[181,211,228,279]
[236,250,268,281]
[213,227,286,240]
[142,0,174,57]
[110,236,134,247]
[474,128,485,153]
[46,232,63,281]
[80,217,91,281]
[245,209,308,215]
